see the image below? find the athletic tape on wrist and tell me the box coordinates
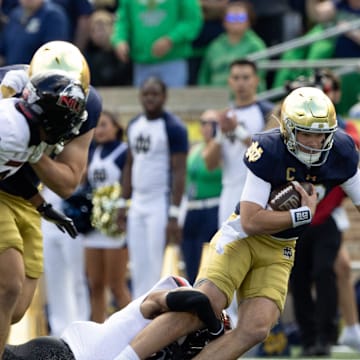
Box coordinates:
[290,206,312,227]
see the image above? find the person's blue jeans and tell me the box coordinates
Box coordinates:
[134,59,188,88]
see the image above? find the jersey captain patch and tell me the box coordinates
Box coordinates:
[245,141,263,162]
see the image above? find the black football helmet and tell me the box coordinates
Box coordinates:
[146,311,232,359]
[21,70,87,144]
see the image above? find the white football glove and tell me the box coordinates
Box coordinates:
[0,69,29,98]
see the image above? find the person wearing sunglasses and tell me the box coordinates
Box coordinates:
[197,0,267,91]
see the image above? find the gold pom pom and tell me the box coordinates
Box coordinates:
[91,183,125,237]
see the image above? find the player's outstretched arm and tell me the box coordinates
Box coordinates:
[129,312,199,359]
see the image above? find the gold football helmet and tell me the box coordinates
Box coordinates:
[280,86,337,167]
[29,41,90,96]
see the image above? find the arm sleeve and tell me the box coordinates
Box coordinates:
[166,115,189,154]
[240,169,272,208]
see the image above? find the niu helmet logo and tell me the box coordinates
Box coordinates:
[57,84,85,114]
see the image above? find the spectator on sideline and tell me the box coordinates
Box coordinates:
[52,0,94,51]
[117,77,188,298]
[0,0,69,65]
[197,0,267,91]
[84,9,132,86]
[188,0,227,85]
[203,59,274,228]
[251,0,293,46]
[273,0,360,115]
[84,110,131,322]
[182,109,222,284]
[111,0,203,88]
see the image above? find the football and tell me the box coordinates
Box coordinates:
[268,182,313,211]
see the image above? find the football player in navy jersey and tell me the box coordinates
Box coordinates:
[115,86,360,360]
[0,41,102,357]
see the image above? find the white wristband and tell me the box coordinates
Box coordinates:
[168,205,180,219]
[290,206,312,228]
[234,124,250,141]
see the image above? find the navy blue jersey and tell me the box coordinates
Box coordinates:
[235,128,359,239]
[245,128,358,190]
